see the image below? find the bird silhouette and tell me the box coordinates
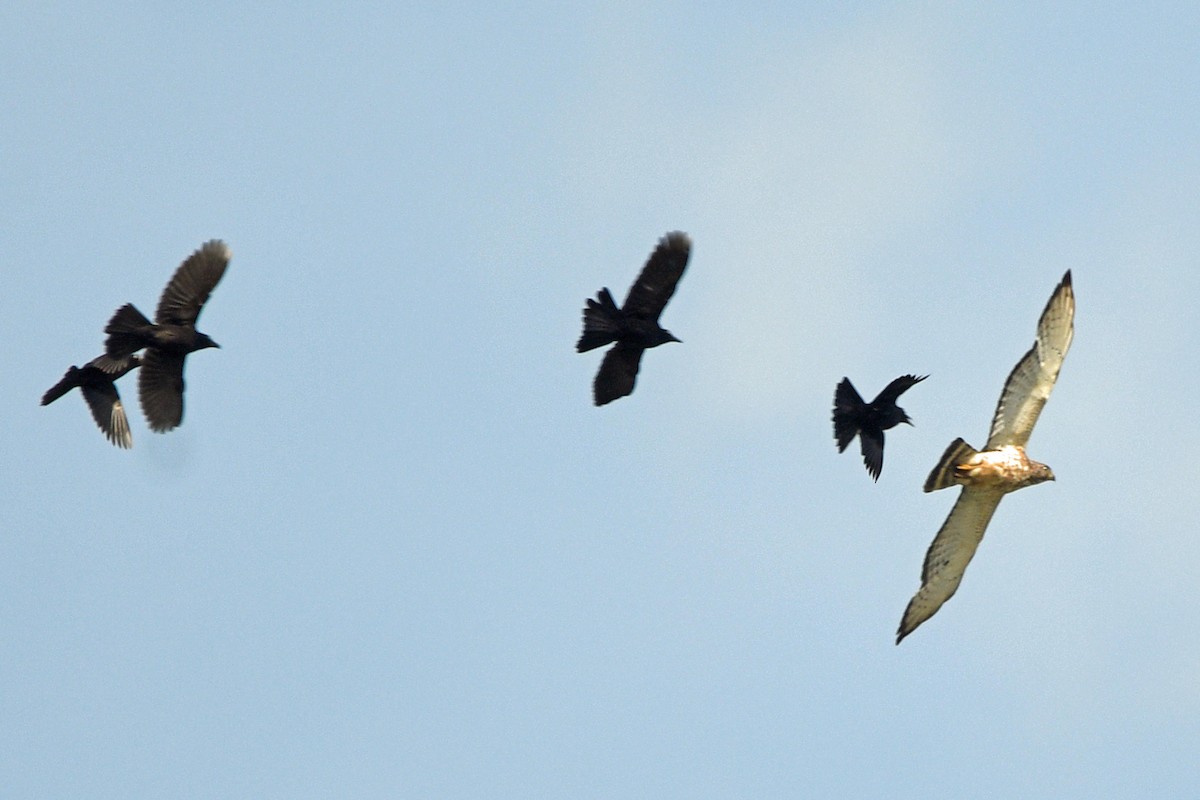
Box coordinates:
[41,354,141,448]
[833,374,927,480]
[103,239,230,432]
[576,232,690,406]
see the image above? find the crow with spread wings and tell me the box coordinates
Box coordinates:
[576,232,690,406]
[102,240,230,432]
[833,374,927,481]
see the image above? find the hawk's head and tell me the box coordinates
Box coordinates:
[1018,460,1055,489]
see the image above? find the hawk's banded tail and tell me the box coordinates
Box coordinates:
[924,438,978,493]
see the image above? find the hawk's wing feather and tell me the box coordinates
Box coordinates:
[897,487,1005,643]
[621,232,690,321]
[986,271,1074,449]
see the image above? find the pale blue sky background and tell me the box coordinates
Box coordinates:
[3,3,1199,797]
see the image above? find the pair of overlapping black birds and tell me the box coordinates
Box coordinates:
[41,240,230,448]
[48,232,1074,643]
[575,232,1075,643]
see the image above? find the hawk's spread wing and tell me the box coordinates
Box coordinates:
[621,232,690,321]
[155,240,231,326]
[897,487,1004,643]
[593,343,644,406]
[986,271,1074,449]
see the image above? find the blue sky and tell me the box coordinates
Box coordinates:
[4,3,1199,797]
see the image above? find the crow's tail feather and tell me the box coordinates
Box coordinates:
[104,304,152,357]
[832,378,865,451]
[576,288,621,352]
[41,368,82,406]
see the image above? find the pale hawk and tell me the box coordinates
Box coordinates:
[897,271,1075,644]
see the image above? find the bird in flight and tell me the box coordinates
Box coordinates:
[833,374,927,480]
[897,271,1074,644]
[576,232,690,406]
[103,239,230,432]
[41,354,141,448]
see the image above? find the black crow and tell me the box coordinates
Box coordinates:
[833,374,927,480]
[576,232,690,406]
[41,354,141,449]
[103,239,230,432]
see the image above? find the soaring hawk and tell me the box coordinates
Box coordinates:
[897,271,1074,644]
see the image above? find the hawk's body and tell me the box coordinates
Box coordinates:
[934,444,1050,490]
[897,271,1074,644]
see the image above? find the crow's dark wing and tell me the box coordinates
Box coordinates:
[593,343,644,405]
[873,374,927,405]
[139,349,187,431]
[81,382,133,449]
[897,486,1004,643]
[87,353,140,377]
[155,240,231,326]
[986,271,1074,449]
[621,232,690,321]
[859,426,885,481]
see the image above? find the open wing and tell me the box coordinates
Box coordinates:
[621,232,690,321]
[859,427,885,482]
[155,240,231,326]
[81,383,133,449]
[897,487,1004,643]
[873,374,927,405]
[139,349,187,432]
[593,343,644,406]
[986,271,1074,449]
